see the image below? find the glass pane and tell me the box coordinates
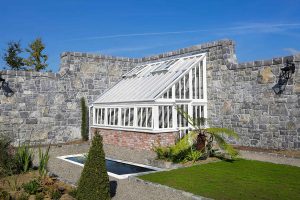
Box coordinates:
[114,108,118,125]
[147,108,152,128]
[125,108,129,126]
[180,77,184,99]
[137,108,141,127]
[164,106,168,128]
[175,82,179,99]
[107,108,111,125]
[196,66,200,99]
[185,74,189,99]
[130,108,134,126]
[169,88,172,99]
[159,106,163,128]
[101,108,105,124]
[192,68,195,99]
[169,106,172,128]
[95,109,98,124]
[142,108,147,127]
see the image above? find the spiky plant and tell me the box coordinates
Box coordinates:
[177,108,239,158]
[38,144,50,178]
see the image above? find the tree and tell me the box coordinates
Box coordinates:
[177,108,239,159]
[24,38,48,71]
[77,133,111,200]
[81,97,89,141]
[2,41,25,70]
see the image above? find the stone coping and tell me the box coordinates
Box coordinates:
[128,176,212,200]
[60,39,234,63]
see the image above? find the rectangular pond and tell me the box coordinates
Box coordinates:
[57,154,161,179]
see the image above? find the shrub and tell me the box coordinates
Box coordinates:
[184,149,203,163]
[68,188,78,199]
[77,133,110,200]
[0,190,10,200]
[17,192,29,200]
[35,193,44,200]
[0,136,16,177]
[81,97,89,141]
[154,131,199,163]
[38,144,50,178]
[50,189,62,200]
[22,179,41,195]
[15,143,34,173]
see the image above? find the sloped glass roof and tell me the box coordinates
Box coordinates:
[94,53,205,104]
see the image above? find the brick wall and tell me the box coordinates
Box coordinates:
[91,128,177,151]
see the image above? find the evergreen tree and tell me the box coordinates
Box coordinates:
[81,97,89,141]
[77,133,111,200]
[24,38,48,71]
[3,41,25,70]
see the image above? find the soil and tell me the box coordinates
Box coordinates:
[0,171,75,199]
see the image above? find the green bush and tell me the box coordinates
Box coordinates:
[77,133,110,200]
[81,97,89,141]
[22,179,41,195]
[15,143,34,173]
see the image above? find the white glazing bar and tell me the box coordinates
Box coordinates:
[167,106,170,128]
[203,56,207,100]
[94,108,97,125]
[193,68,196,99]
[189,70,193,99]
[104,107,108,126]
[183,75,186,99]
[133,107,137,128]
[172,105,177,129]
[153,106,159,130]
[188,103,193,128]
[118,107,122,126]
[161,106,165,129]
[198,63,201,99]
[179,78,182,99]
[172,85,175,100]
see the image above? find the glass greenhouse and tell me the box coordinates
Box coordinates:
[91,53,207,138]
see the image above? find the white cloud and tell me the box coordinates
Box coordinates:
[283,48,300,55]
[66,22,300,41]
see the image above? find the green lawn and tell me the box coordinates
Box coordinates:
[140,159,300,200]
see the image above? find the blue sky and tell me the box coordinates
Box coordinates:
[1,0,300,72]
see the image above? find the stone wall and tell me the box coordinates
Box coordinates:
[1,39,299,150]
[0,53,137,144]
[208,55,300,149]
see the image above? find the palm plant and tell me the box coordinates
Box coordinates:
[177,108,239,158]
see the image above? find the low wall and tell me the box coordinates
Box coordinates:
[91,128,177,151]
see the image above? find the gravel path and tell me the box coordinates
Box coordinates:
[35,143,300,200]
[37,143,193,200]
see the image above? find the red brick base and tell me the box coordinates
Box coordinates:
[91,128,178,151]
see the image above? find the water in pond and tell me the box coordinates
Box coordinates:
[65,156,155,175]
